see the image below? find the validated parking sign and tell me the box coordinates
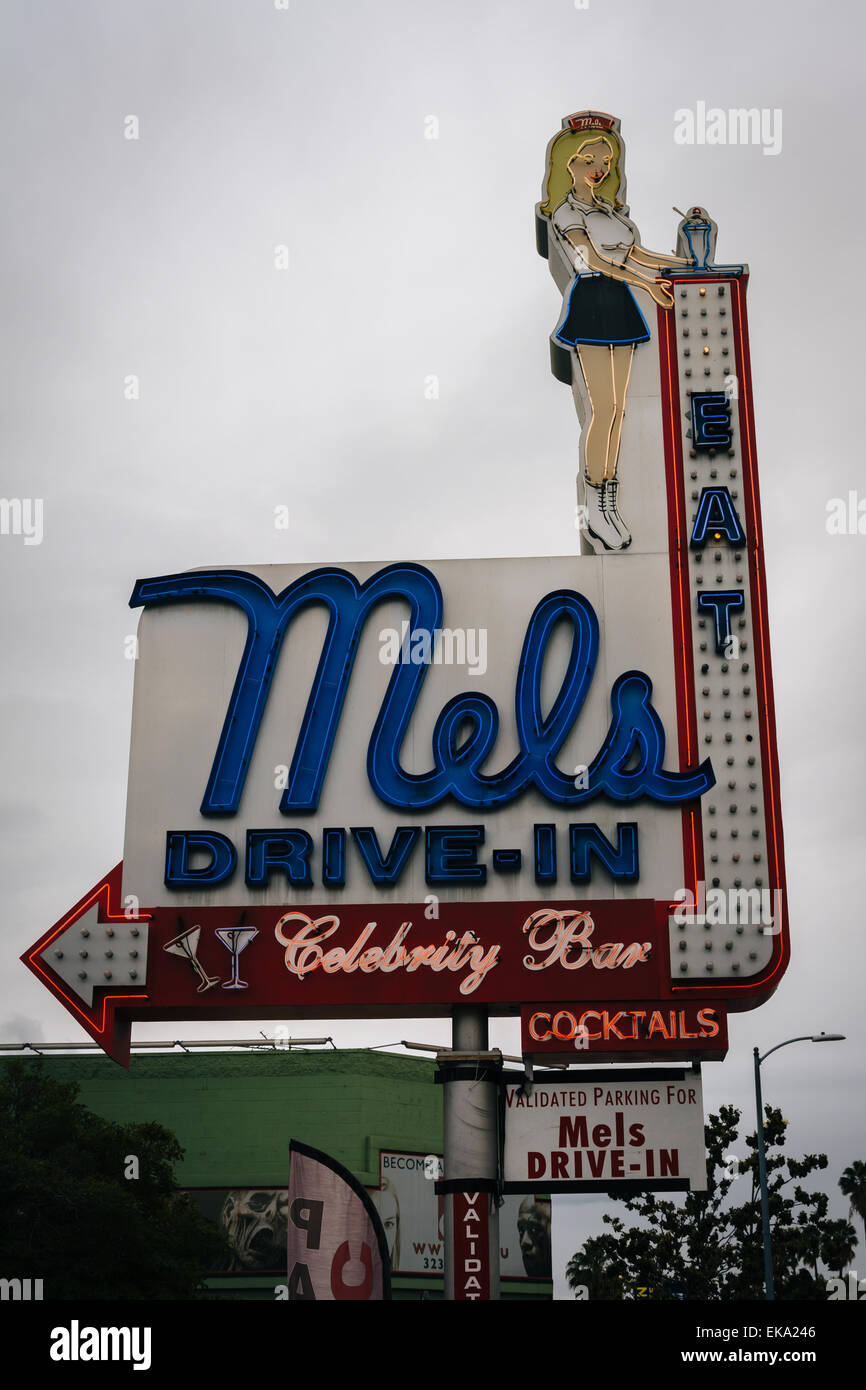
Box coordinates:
[503,1068,707,1193]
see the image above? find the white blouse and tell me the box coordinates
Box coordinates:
[551,193,639,271]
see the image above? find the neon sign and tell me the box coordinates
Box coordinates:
[22,108,789,1066]
[130,567,713,817]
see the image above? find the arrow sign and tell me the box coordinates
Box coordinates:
[23,869,680,1065]
[23,873,744,1069]
[21,865,151,1066]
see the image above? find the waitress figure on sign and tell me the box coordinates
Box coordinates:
[537,111,694,552]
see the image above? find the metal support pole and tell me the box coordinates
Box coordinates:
[753,1045,775,1300]
[440,1006,500,1300]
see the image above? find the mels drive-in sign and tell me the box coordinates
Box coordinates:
[503,1070,707,1192]
[22,111,788,1065]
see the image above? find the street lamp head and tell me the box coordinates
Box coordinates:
[810,1033,846,1043]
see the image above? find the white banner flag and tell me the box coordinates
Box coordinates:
[287,1141,391,1300]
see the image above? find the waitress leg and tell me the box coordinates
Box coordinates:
[606,345,635,479]
[575,345,617,487]
[573,344,626,551]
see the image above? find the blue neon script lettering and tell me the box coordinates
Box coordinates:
[129,566,713,813]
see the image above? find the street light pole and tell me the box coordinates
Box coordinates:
[753,1032,845,1301]
[753,1045,774,1300]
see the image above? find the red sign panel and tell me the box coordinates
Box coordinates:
[22,865,674,1063]
[521,1000,728,1063]
[451,1192,491,1301]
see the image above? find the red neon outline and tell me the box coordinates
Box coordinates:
[656,278,789,1001]
[658,303,704,904]
[22,865,150,1039]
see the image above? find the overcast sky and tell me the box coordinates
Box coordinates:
[2,0,864,1296]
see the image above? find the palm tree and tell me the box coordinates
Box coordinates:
[820,1218,858,1279]
[839,1162,866,1252]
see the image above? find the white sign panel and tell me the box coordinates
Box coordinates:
[123,553,682,913]
[369,1151,552,1280]
[503,1069,707,1192]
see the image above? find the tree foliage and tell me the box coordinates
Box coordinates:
[0,1061,230,1299]
[839,1161,866,1250]
[566,1104,857,1300]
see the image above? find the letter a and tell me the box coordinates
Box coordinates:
[673,109,694,146]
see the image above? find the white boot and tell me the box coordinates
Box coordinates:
[582,478,625,552]
[603,478,631,547]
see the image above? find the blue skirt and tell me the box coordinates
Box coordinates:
[555,274,650,347]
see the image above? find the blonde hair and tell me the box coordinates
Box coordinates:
[540,127,624,216]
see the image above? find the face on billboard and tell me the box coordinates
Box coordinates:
[517,1196,552,1278]
[186,1188,289,1273]
[371,1179,401,1267]
[221,1188,290,1271]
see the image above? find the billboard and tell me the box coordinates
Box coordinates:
[185,1156,553,1283]
[367,1151,552,1282]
